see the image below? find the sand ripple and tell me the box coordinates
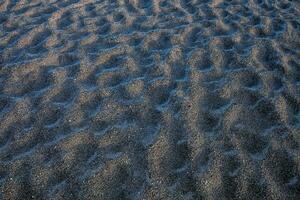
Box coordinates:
[0,0,300,199]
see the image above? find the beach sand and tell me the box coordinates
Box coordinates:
[0,0,300,199]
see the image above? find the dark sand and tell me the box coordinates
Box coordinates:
[0,0,300,199]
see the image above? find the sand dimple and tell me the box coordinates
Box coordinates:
[0,0,300,199]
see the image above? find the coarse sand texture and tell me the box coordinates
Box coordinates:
[0,0,300,199]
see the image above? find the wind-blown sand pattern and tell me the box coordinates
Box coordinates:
[0,0,300,199]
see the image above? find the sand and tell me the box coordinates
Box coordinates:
[0,0,300,199]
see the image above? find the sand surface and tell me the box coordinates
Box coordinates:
[0,0,300,199]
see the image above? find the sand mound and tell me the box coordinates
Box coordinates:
[0,0,300,199]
